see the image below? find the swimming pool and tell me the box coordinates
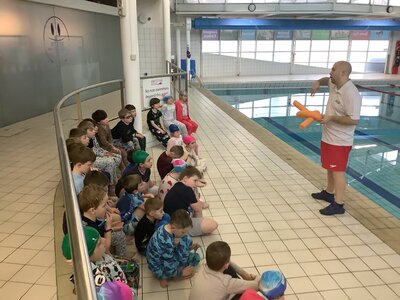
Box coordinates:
[210,85,400,219]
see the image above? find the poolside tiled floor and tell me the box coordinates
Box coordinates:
[1,79,400,299]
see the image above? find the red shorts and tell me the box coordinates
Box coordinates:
[320,141,352,172]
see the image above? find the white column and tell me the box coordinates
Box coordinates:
[185,17,191,84]
[119,0,142,132]
[176,27,181,68]
[163,0,171,63]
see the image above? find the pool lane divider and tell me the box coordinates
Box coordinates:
[262,117,400,210]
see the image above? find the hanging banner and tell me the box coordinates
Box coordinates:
[274,30,292,40]
[352,31,370,40]
[202,30,219,40]
[256,30,274,40]
[312,30,330,40]
[142,77,171,108]
[331,30,350,40]
[241,30,256,40]
[294,30,311,40]
[370,30,389,40]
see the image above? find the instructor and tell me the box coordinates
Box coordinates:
[310,61,362,216]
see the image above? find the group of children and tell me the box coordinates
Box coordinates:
[61,91,287,300]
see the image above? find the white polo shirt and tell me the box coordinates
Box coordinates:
[322,79,362,146]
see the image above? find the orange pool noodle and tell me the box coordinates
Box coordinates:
[293,100,322,129]
[293,100,307,111]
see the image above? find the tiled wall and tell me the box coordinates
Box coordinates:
[137,0,165,76]
[138,27,165,76]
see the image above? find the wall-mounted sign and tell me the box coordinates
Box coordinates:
[294,30,312,40]
[241,30,256,40]
[351,31,370,40]
[370,30,389,40]
[312,30,330,40]
[142,77,171,108]
[256,30,274,40]
[274,30,292,40]
[331,30,350,40]
[202,30,219,40]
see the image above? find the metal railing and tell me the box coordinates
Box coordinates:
[54,63,188,298]
[54,79,124,300]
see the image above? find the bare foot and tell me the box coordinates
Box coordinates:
[160,279,168,288]
[201,202,209,209]
[196,179,207,188]
[181,266,194,278]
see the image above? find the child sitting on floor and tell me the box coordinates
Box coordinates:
[156,145,185,180]
[134,197,169,255]
[239,270,287,300]
[158,159,187,202]
[62,226,138,298]
[190,241,259,300]
[83,171,127,258]
[111,108,141,152]
[175,90,198,135]
[67,142,96,194]
[166,124,186,155]
[125,104,146,151]
[115,150,158,197]
[116,174,153,236]
[78,120,122,188]
[183,135,206,174]
[92,109,127,167]
[147,98,169,147]
[78,184,115,254]
[161,95,188,137]
[146,209,201,288]
[163,166,217,236]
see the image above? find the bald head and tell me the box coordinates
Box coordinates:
[335,61,352,77]
[330,61,352,87]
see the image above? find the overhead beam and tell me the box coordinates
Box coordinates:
[175,2,400,19]
[193,18,400,30]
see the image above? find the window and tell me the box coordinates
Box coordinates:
[241,40,256,52]
[201,29,389,74]
[257,40,274,51]
[311,41,330,51]
[256,52,273,61]
[221,41,237,53]
[202,41,219,53]
[328,52,348,62]
[310,52,329,62]
[296,40,311,51]
[274,52,291,63]
[330,40,349,51]
[351,40,368,51]
[275,40,292,51]
[294,52,310,63]
[350,52,368,62]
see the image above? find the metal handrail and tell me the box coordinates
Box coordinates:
[166,60,189,98]
[54,79,124,300]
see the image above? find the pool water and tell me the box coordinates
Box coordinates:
[212,86,400,219]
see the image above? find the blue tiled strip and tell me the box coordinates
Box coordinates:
[263,117,400,210]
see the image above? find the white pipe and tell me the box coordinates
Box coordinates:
[119,0,142,132]
[163,0,171,62]
[185,17,191,84]
[176,27,181,68]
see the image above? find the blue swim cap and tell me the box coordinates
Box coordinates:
[259,270,287,300]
